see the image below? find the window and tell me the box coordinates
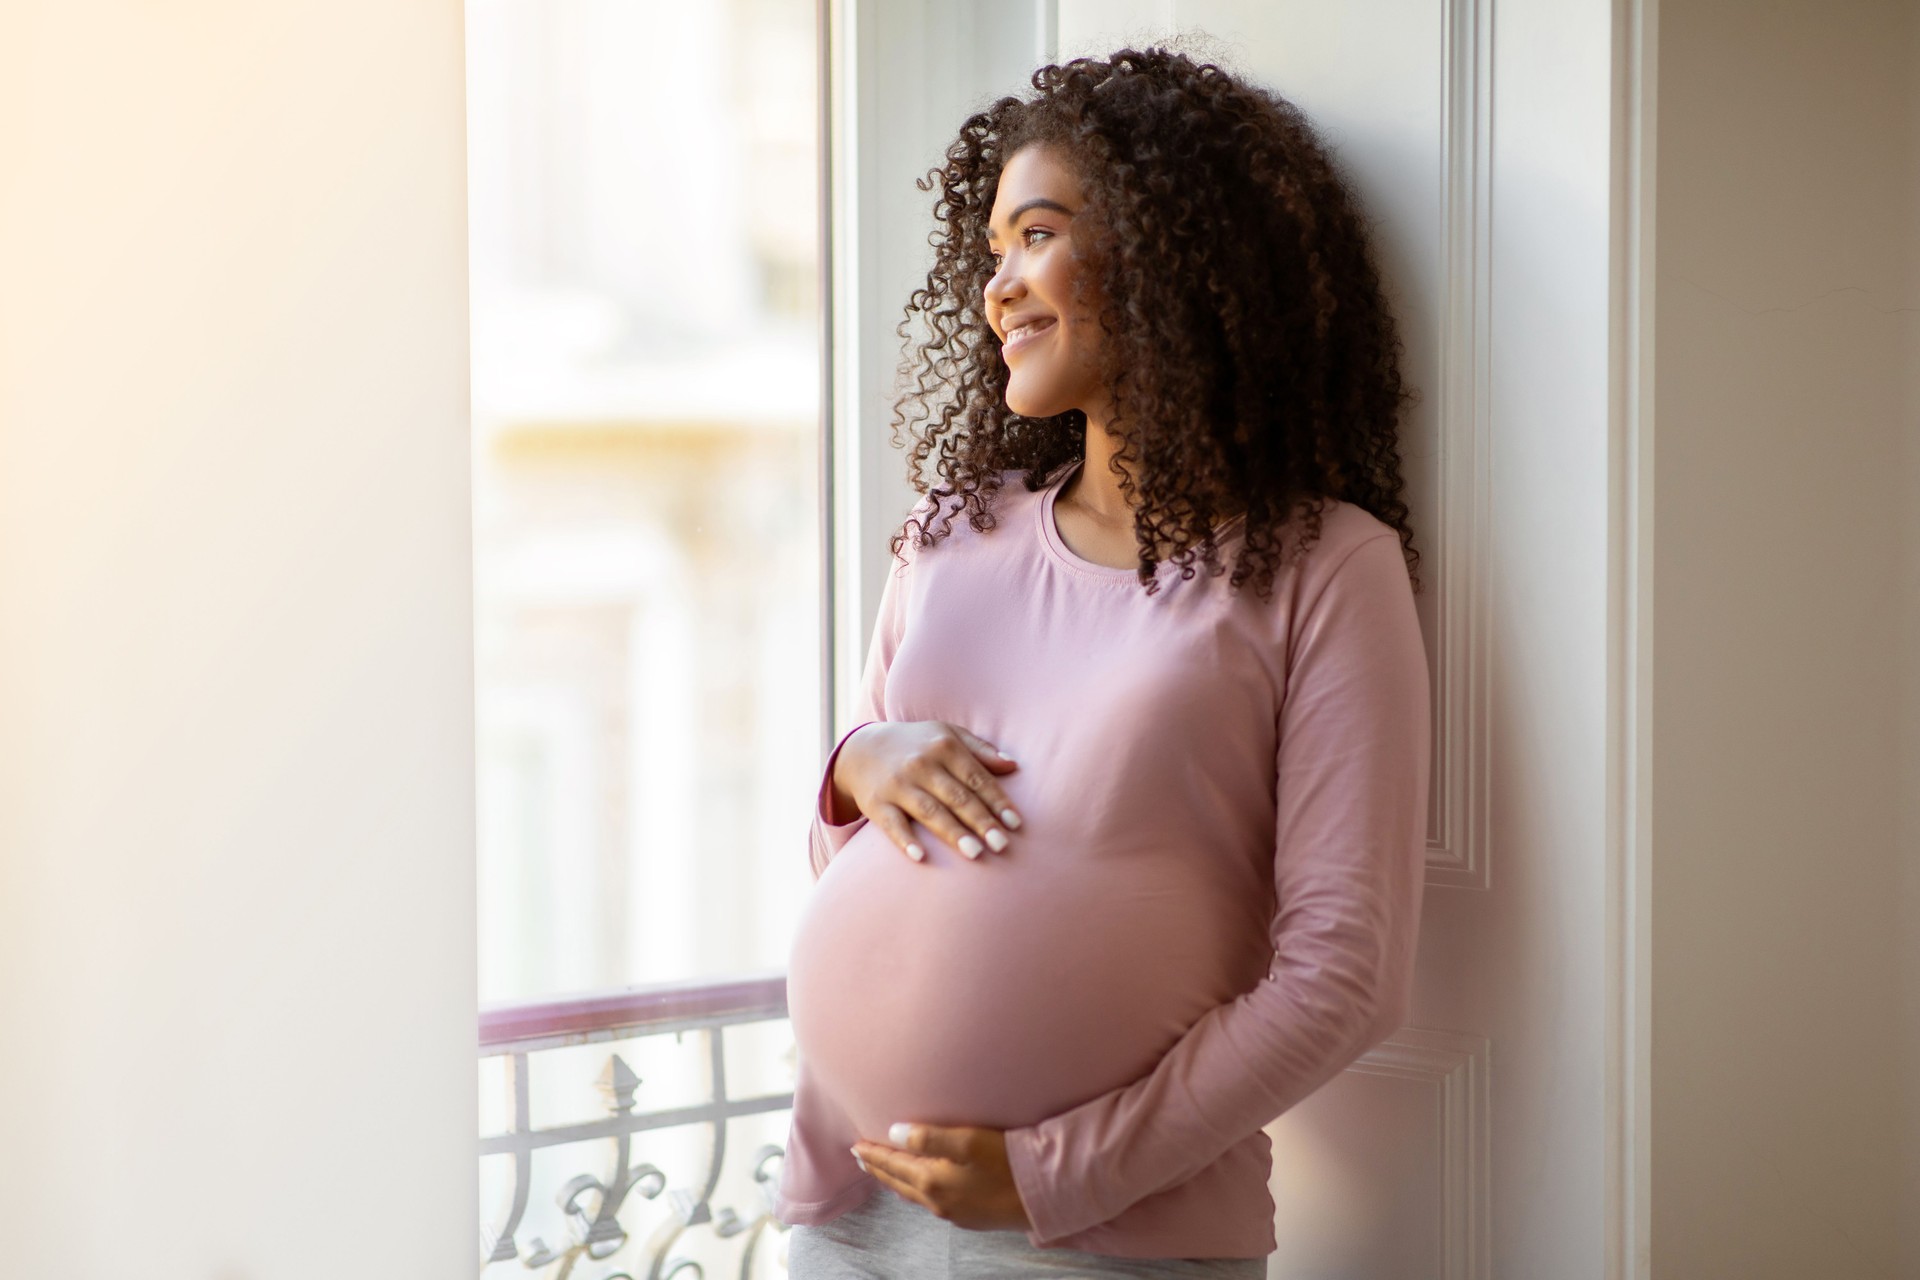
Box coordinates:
[467,0,824,1005]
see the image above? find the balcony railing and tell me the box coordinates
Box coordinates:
[479,972,796,1278]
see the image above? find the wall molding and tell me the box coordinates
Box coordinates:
[1350,1025,1493,1280]
[1605,0,1658,1274]
[1425,0,1496,892]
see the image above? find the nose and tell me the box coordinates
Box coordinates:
[985,256,1023,312]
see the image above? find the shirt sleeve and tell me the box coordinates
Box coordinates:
[806,506,923,881]
[1001,530,1432,1246]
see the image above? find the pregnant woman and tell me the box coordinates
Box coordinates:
[776,45,1432,1277]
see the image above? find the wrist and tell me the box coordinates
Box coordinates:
[824,723,872,825]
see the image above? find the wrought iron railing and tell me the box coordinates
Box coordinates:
[479,972,796,1279]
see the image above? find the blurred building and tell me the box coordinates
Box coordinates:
[466,0,824,1004]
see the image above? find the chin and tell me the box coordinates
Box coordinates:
[1003,377,1068,420]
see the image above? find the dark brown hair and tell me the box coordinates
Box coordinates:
[887,44,1423,599]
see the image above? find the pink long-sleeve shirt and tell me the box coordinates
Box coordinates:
[773,457,1431,1259]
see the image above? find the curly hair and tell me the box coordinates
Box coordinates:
[885,43,1423,600]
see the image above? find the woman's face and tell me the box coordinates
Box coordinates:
[984,143,1107,421]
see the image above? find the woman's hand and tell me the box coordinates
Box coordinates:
[830,721,1023,863]
[851,1122,1034,1232]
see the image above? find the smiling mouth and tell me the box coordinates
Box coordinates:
[1003,317,1057,352]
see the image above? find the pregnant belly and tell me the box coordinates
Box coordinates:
[785,817,1253,1143]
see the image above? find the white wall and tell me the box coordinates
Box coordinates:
[0,3,476,1276]
[1652,1,1920,1274]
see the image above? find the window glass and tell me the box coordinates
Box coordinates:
[466,0,822,1003]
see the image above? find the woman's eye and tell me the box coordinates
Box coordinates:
[987,227,1051,268]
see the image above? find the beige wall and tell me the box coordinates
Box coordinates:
[0,2,476,1274]
[1652,1,1920,1274]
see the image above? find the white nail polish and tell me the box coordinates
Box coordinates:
[1000,808,1022,829]
[889,1122,914,1146]
[907,843,925,862]
[958,835,984,859]
[984,827,1008,852]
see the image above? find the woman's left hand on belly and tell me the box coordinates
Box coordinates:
[850,1122,1033,1233]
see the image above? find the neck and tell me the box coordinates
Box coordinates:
[1064,406,1250,538]
[1064,411,1135,527]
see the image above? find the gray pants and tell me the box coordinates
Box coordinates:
[785,1186,1269,1279]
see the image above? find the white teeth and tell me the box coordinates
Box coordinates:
[1007,318,1053,343]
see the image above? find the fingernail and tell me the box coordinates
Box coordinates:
[958,835,984,859]
[984,827,1008,852]
[1000,808,1022,829]
[850,1146,868,1171]
[889,1122,914,1146]
[907,842,926,862]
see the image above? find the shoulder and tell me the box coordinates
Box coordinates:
[1251,498,1420,614]
[898,472,1044,545]
[1274,499,1410,613]
[1304,500,1400,566]
[886,487,985,581]
[987,465,1056,506]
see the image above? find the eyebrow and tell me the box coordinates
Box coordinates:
[986,197,1076,241]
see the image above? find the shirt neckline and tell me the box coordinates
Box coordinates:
[1036,458,1250,581]
[1038,458,1149,580]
